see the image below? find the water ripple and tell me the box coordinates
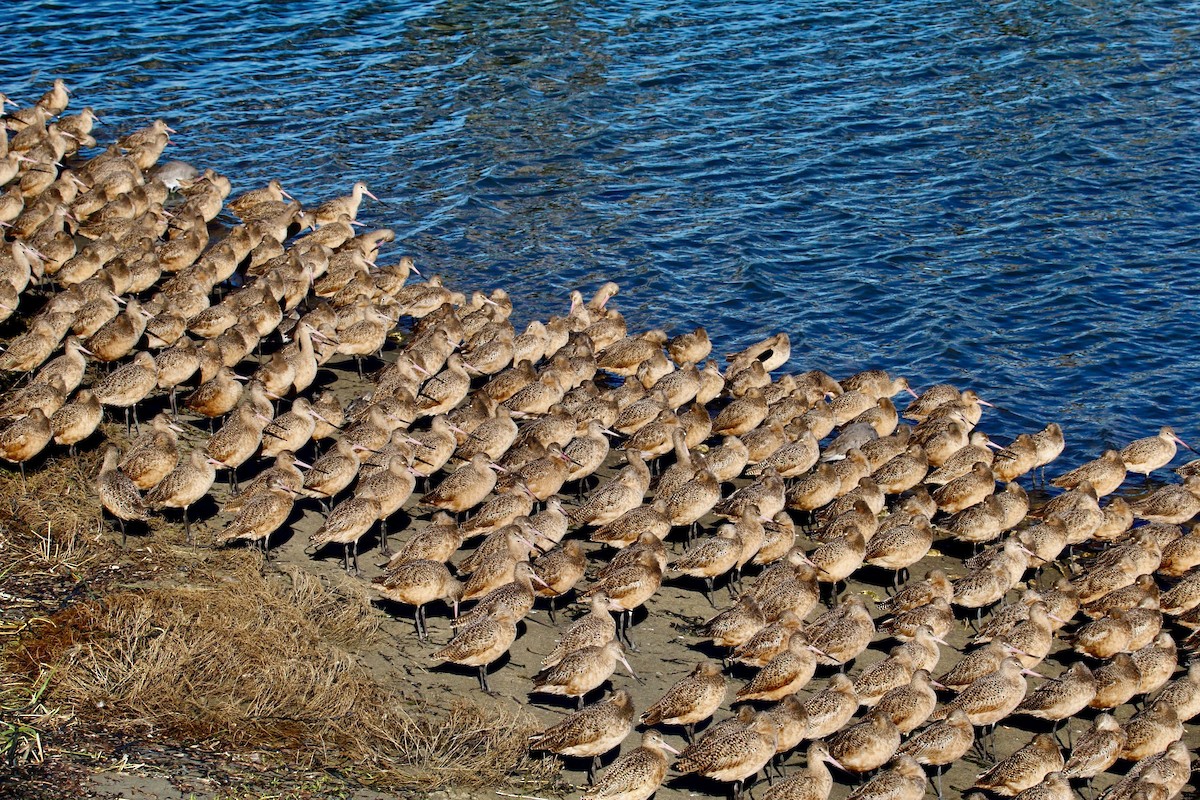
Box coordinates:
[5,0,1200,467]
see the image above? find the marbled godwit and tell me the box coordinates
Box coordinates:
[582,549,663,651]
[760,741,841,800]
[1027,422,1065,479]
[1061,713,1125,783]
[991,433,1038,483]
[696,595,767,649]
[715,468,786,522]
[924,431,995,485]
[96,443,148,544]
[582,729,679,800]
[384,512,462,570]
[596,329,667,377]
[1015,661,1096,727]
[806,594,875,667]
[736,631,818,702]
[143,449,217,543]
[154,336,201,418]
[675,713,779,800]
[31,335,90,394]
[974,734,1063,797]
[205,403,267,488]
[258,397,319,459]
[310,495,382,574]
[121,414,182,490]
[673,525,743,605]
[1105,740,1192,800]
[784,464,840,516]
[994,602,1056,668]
[890,625,946,673]
[571,468,648,528]
[666,327,711,366]
[870,444,928,496]
[914,419,971,468]
[50,389,102,453]
[1088,652,1142,710]
[420,452,498,515]
[532,539,587,619]
[312,180,377,225]
[641,662,726,743]
[878,568,952,615]
[91,350,157,434]
[1122,425,1194,480]
[1083,572,1156,619]
[1131,632,1177,696]
[433,606,520,693]
[865,514,932,587]
[592,500,671,549]
[829,708,901,774]
[735,506,782,564]
[530,688,636,781]
[302,439,369,509]
[898,708,973,799]
[1151,659,1200,721]
[525,497,570,546]
[809,529,866,597]
[932,461,995,515]
[0,408,52,482]
[540,591,620,669]
[846,755,926,800]
[802,671,859,739]
[531,639,636,709]
[216,483,296,555]
[853,649,918,707]
[931,657,1033,753]
[1052,449,1126,496]
[1128,476,1200,524]
[712,387,769,438]
[375,559,461,639]
[1073,609,1133,659]
[456,486,533,542]
[85,298,150,363]
[989,480,1028,532]
[750,426,821,479]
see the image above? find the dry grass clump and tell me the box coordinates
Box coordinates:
[8,558,554,790]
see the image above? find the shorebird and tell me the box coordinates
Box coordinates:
[1121,425,1193,480]
[531,639,637,709]
[641,662,726,743]
[802,672,859,740]
[432,605,520,693]
[581,729,679,800]
[846,755,926,800]
[830,708,902,774]
[144,449,218,543]
[898,708,973,799]
[736,631,818,702]
[760,741,841,800]
[674,713,779,800]
[96,444,149,545]
[375,558,461,639]
[973,733,1063,797]
[1061,713,1125,784]
[529,689,636,781]
[931,657,1034,758]
[215,483,296,555]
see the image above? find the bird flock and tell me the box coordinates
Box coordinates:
[1,81,1198,800]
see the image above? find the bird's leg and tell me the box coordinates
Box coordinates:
[353,538,360,575]
[378,517,390,556]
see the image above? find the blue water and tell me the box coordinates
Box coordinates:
[6,0,1200,469]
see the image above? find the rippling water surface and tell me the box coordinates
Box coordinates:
[6,0,1200,465]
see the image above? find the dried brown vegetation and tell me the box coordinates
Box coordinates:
[0,454,556,793]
